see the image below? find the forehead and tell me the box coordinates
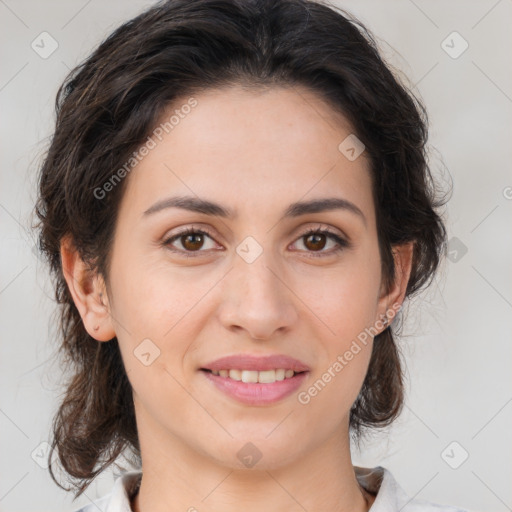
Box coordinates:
[118,85,375,227]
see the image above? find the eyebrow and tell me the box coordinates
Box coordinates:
[143,195,366,226]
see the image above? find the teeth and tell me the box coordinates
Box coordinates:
[229,369,242,381]
[241,370,259,383]
[257,370,276,384]
[210,368,298,383]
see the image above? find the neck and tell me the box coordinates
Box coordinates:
[130,422,374,512]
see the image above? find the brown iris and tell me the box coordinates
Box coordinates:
[181,233,205,251]
[303,233,327,251]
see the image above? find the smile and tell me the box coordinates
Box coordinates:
[207,368,298,383]
[201,369,309,405]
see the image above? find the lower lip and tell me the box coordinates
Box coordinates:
[201,370,308,405]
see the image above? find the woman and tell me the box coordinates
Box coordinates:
[33,0,467,510]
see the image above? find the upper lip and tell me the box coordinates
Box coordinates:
[201,354,310,372]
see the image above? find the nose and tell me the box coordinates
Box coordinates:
[217,250,298,341]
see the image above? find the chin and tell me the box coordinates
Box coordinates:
[203,433,306,472]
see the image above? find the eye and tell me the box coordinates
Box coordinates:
[290,226,350,257]
[162,224,350,258]
[163,227,219,257]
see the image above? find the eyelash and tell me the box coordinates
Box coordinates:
[162,225,350,259]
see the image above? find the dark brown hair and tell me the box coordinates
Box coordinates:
[33,0,449,498]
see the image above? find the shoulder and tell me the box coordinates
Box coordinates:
[70,470,142,512]
[355,466,469,512]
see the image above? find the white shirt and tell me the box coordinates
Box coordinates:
[72,466,468,512]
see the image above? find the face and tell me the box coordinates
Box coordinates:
[91,85,401,470]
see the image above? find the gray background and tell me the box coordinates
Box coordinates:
[1,1,511,511]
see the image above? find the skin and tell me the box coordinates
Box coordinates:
[61,85,413,512]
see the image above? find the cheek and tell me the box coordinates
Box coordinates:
[108,251,197,337]
[294,253,381,340]
[108,257,213,396]
[291,251,380,405]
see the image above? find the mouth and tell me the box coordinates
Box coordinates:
[199,354,310,405]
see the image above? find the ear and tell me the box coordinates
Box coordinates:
[60,235,116,342]
[375,241,415,331]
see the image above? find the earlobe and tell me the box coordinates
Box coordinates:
[60,235,116,342]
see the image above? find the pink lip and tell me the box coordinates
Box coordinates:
[200,354,310,405]
[202,370,309,405]
[201,354,310,372]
